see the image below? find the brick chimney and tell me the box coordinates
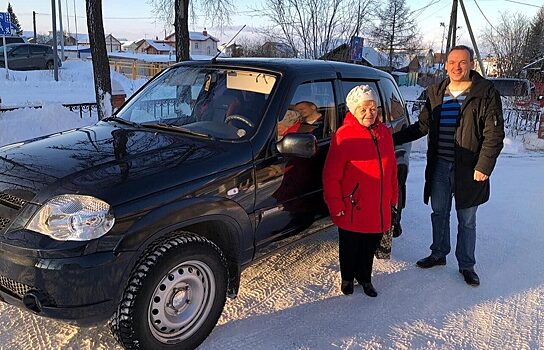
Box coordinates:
[203,28,208,37]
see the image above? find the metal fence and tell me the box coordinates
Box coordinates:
[405,100,541,136]
[0,102,98,118]
[109,59,171,80]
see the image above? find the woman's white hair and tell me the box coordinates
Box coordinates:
[346,84,378,113]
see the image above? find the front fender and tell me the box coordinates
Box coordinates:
[115,196,253,258]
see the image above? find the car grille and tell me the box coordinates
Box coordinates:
[0,192,26,210]
[0,275,55,306]
[0,217,10,230]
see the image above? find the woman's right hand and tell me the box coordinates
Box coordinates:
[336,211,345,217]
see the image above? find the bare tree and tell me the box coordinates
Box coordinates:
[86,0,111,120]
[234,35,296,58]
[258,0,373,59]
[481,12,530,77]
[148,0,234,62]
[370,0,421,70]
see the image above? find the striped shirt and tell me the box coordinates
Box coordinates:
[437,87,469,162]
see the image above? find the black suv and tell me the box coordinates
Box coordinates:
[0,59,410,349]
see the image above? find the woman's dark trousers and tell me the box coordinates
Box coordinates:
[338,228,383,283]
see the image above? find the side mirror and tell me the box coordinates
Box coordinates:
[276,133,317,158]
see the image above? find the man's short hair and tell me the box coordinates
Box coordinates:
[447,45,474,61]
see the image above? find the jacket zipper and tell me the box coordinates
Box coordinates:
[370,128,384,232]
[343,182,359,223]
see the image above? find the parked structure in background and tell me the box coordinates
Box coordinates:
[164,30,219,56]
[105,34,122,52]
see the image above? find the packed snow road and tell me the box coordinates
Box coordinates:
[0,155,543,350]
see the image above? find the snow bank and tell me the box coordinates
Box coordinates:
[0,60,146,107]
[0,104,96,147]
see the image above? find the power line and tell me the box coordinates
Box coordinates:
[504,0,541,8]
[473,0,504,36]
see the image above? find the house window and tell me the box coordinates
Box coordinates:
[195,42,199,49]
[207,46,211,55]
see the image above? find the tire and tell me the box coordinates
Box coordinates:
[111,233,228,350]
[46,61,54,70]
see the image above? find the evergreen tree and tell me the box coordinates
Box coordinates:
[523,7,544,64]
[7,3,22,35]
[370,0,421,70]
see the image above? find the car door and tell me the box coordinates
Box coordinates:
[253,76,338,256]
[29,45,47,69]
[8,46,30,70]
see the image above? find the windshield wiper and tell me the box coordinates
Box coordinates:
[141,122,214,140]
[102,116,141,127]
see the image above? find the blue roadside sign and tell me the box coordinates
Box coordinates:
[0,12,11,35]
[350,36,364,62]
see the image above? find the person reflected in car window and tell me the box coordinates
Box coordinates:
[283,101,323,137]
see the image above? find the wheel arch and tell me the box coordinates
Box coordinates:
[115,197,253,299]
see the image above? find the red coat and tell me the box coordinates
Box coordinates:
[323,112,398,233]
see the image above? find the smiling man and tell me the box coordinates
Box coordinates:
[392,45,505,287]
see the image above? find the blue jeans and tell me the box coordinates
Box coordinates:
[429,158,478,270]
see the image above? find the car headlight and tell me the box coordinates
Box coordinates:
[26,194,115,241]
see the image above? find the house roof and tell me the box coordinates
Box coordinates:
[139,39,174,52]
[165,31,220,42]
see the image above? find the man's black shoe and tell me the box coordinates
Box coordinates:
[416,255,446,268]
[341,280,354,295]
[393,222,402,237]
[361,282,378,297]
[460,269,480,286]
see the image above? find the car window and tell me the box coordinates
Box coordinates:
[340,81,382,119]
[380,78,407,123]
[277,81,336,140]
[30,46,47,56]
[11,46,29,56]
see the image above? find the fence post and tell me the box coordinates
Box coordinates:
[132,62,137,80]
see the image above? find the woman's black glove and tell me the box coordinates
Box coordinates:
[391,205,401,237]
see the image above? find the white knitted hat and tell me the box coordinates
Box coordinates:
[346,85,378,113]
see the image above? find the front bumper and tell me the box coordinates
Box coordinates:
[0,245,134,327]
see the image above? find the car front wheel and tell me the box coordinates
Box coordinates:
[111,233,228,350]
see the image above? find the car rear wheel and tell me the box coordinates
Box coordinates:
[111,233,228,350]
[46,60,54,70]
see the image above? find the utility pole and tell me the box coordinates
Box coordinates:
[73,0,79,58]
[51,0,59,81]
[445,0,458,58]
[58,0,65,61]
[444,0,487,78]
[440,22,446,71]
[459,0,486,77]
[33,11,37,43]
[65,0,70,37]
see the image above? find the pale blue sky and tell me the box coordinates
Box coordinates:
[1,0,541,51]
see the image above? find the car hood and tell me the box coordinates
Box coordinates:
[0,121,252,206]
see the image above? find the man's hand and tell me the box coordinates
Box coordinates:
[336,211,345,216]
[474,170,489,181]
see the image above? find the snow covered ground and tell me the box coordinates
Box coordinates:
[0,64,543,349]
[0,155,542,350]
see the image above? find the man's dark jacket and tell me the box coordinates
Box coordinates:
[393,71,505,209]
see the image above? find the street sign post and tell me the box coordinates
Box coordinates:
[0,12,11,79]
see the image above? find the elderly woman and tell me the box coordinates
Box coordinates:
[323,85,398,297]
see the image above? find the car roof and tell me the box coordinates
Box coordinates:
[173,58,392,81]
[3,43,49,48]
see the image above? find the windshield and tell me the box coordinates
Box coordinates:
[117,66,277,140]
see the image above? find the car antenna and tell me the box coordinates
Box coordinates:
[211,25,246,63]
